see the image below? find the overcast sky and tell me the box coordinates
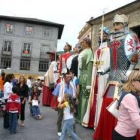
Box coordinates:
[0,0,136,51]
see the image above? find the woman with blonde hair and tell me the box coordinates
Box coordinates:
[17,75,28,126]
[113,70,140,140]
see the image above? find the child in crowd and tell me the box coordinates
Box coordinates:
[6,86,21,134]
[29,86,43,119]
[58,94,80,140]
[69,70,79,117]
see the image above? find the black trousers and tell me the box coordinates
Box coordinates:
[3,99,9,129]
[20,98,26,121]
[113,130,136,140]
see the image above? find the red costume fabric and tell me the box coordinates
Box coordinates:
[50,78,61,109]
[88,76,98,128]
[136,131,140,140]
[42,85,53,106]
[93,84,117,140]
[59,52,71,74]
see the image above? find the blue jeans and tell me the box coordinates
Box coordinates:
[9,112,18,134]
[59,119,80,140]
[32,106,41,116]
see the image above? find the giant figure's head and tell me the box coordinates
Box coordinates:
[81,37,92,49]
[98,27,110,42]
[113,14,128,32]
[46,51,58,62]
[63,42,72,52]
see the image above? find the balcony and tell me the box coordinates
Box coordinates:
[2,48,12,56]
[21,50,31,57]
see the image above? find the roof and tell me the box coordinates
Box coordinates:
[87,0,139,25]
[0,15,64,39]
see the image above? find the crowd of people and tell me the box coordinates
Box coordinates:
[0,13,140,140]
[0,72,43,134]
[42,13,140,140]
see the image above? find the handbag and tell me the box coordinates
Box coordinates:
[106,99,119,119]
[107,92,140,119]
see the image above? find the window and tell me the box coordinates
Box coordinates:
[6,24,14,34]
[40,44,50,58]
[39,60,49,72]
[131,26,140,40]
[0,57,11,69]
[22,43,31,56]
[20,59,30,70]
[25,26,33,35]
[3,41,12,52]
[44,28,51,38]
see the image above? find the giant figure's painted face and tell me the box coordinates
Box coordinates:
[113,22,124,31]
[80,40,87,49]
[49,54,55,61]
[98,31,109,42]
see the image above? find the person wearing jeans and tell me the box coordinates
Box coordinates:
[53,73,76,136]
[60,119,79,140]
[9,113,18,134]
[6,86,21,134]
[31,93,43,120]
[58,94,80,140]
[32,106,41,116]
[32,104,42,119]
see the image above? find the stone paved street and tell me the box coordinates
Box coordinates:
[0,103,94,140]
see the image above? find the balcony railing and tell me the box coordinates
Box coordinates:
[2,48,12,56]
[21,50,31,57]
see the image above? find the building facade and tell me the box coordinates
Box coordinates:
[88,0,140,51]
[78,22,92,42]
[0,15,64,77]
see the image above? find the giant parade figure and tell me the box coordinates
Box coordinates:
[77,37,94,123]
[93,14,140,140]
[82,27,110,128]
[59,42,72,74]
[42,52,59,106]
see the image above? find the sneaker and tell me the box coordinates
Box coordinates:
[37,115,43,120]
[38,115,43,120]
[57,132,61,137]
[21,121,25,126]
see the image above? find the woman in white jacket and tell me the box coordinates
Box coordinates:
[3,73,14,129]
[4,74,14,103]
